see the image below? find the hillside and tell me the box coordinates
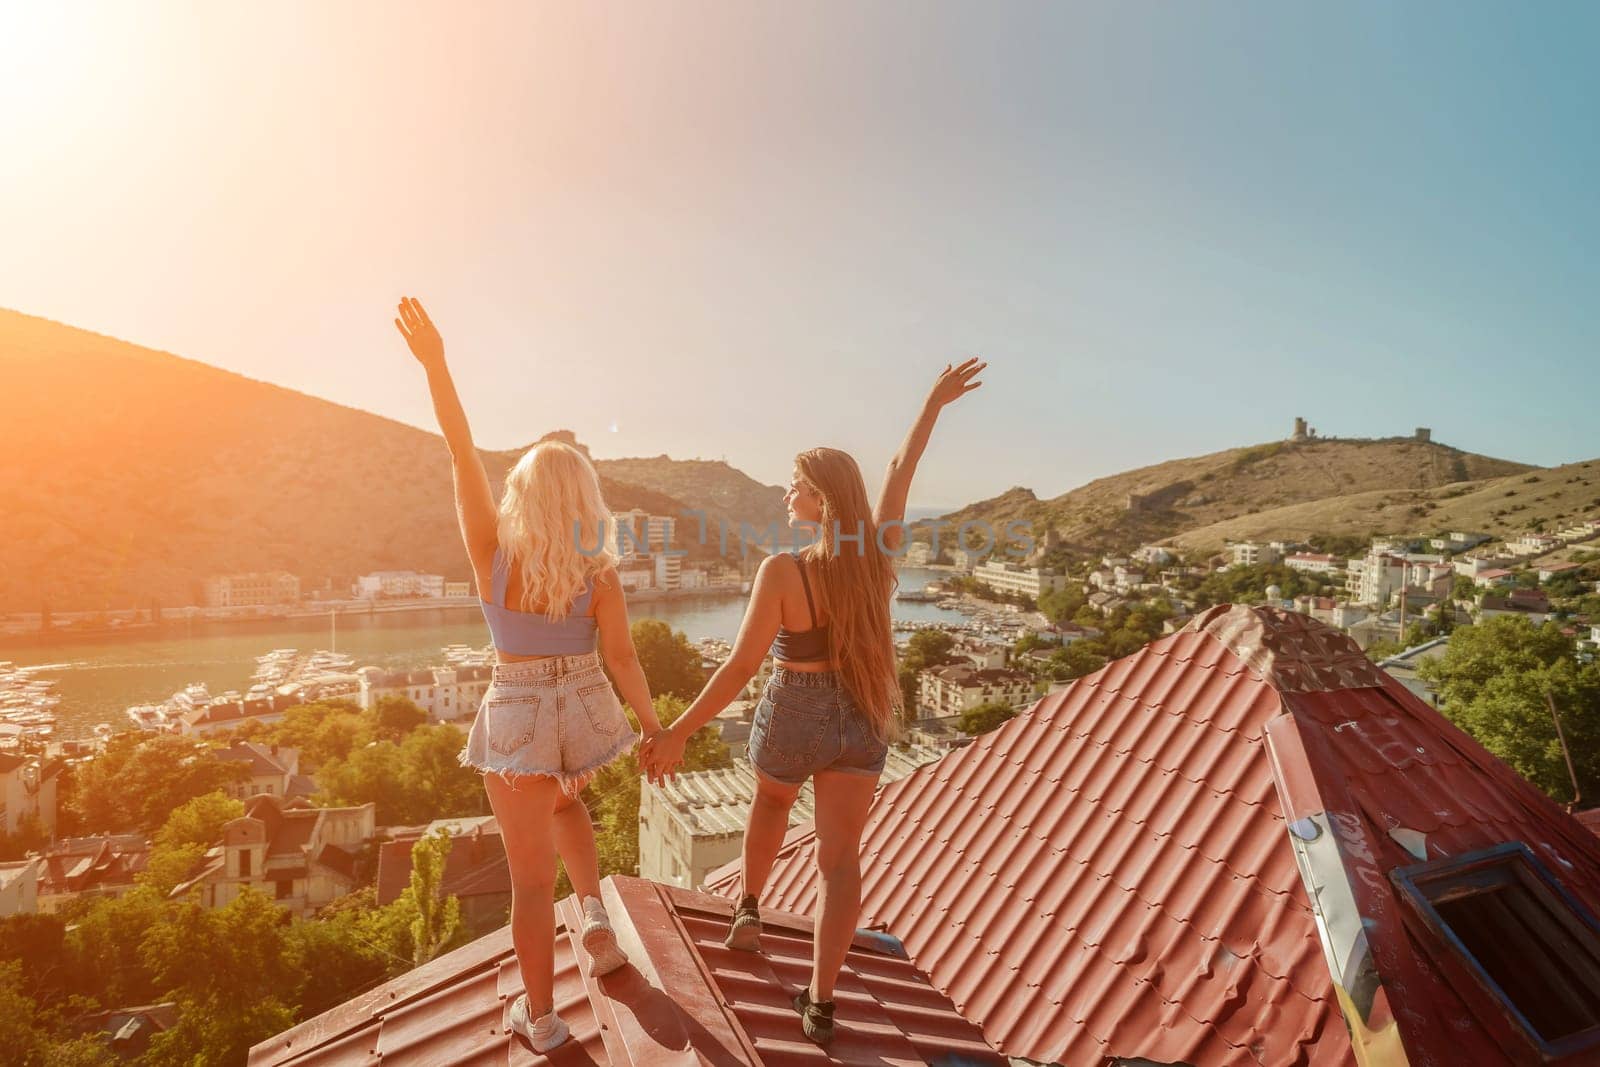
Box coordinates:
[593,456,787,537]
[0,310,750,613]
[1171,458,1600,553]
[936,437,1536,558]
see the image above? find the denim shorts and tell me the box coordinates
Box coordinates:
[747,667,889,786]
[457,652,636,796]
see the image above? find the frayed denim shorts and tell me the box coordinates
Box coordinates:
[748,666,889,786]
[458,652,636,797]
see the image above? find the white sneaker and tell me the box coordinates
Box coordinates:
[508,993,568,1053]
[580,895,628,976]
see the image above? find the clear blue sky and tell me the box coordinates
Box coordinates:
[1,2,1594,507]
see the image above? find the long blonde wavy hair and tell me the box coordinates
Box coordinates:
[794,447,903,741]
[497,440,616,619]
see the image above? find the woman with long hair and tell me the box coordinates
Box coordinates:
[642,358,985,1044]
[395,297,663,1053]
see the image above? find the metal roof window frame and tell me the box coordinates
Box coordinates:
[1390,841,1600,1065]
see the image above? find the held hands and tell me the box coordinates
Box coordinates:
[394,296,446,369]
[927,356,986,410]
[639,725,688,785]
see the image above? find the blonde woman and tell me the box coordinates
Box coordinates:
[643,358,985,1044]
[395,297,663,1053]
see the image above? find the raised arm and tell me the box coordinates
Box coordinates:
[395,296,498,579]
[874,357,986,552]
[641,553,787,778]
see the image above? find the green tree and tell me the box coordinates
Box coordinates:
[1047,643,1107,682]
[64,734,248,835]
[373,696,428,743]
[1418,617,1600,802]
[0,961,48,1066]
[361,831,465,971]
[959,701,1017,736]
[629,619,706,698]
[139,791,244,896]
[1037,587,1086,626]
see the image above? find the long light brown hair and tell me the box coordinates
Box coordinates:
[794,447,902,741]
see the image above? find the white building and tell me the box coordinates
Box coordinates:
[1230,541,1287,567]
[444,580,472,599]
[639,745,947,890]
[617,565,654,592]
[354,571,446,599]
[948,548,981,573]
[1430,532,1491,553]
[213,742,310,802]
[971,561,1070,600]
[916,665,1035,721]
[1284,553,1340,575]
[1133,545,1176,566]
[0,858,41,917]
[204,572,300,609]
[654,553,683,591]
[902,542,934,567]
[357,665,492,722]
[0,753,61,839]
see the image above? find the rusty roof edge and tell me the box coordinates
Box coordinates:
[246,923,515,1066]
[602,877,761,1065]
[1263,712,1413,1067]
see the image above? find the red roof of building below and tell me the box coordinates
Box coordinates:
[249,876,1003,1066]
[708,604,1600,1067]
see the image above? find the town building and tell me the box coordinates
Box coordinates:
[616,564,654,592]
[172,793,373,916]
[653,553,682,591]
[0,752,61,838]
[1478,589,1552,625]
[916,664,1034,720]
[179,693,293,738]
[212,741,315,802]
[712,604,1600,1067]
[443,579,472,598]
[1284,552,1340,575]
[948,547,981,573]
[0,857,42,916]
[357,665,491,722]
[971,560,1069,599]
[203,572,300,609]
[1228,543,1292,566]
[1132,544,1176,566]
[353,571,446,599]
[36,834,150,913]
[1430,531,1492,553]
[638,744,946,891]
[902,541,934,566]
[376,816,509,938]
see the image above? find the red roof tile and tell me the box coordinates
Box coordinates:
[709,604,1600,1067]
[250,877,1002,1066]
[711,606,1349,1066]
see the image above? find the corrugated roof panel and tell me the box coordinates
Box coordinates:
[706,610,1353,1066]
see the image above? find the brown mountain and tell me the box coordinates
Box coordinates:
[0,310,748,613]
[592,456,787,539]
[937,436,1541,558]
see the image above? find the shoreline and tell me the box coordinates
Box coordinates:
[0,587,751,651]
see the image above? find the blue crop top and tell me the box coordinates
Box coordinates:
[479,548,599,656]
[770,554,833,663]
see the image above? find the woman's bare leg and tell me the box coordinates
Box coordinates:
[484,773,563,1014]
[808,769,879,1001]
[551,786,601,902]
[741,772,804,899]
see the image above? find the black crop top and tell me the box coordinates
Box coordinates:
[769,554,832,662]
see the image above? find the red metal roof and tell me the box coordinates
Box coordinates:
[708,605,1600,1066]
[249,876,1002,1066]
[712,606,1353,1066]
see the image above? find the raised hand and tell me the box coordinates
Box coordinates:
[394,296,445,369]
[926,357,986,409]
